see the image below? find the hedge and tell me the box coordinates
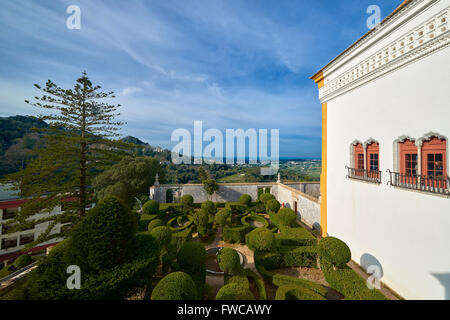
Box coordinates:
[172,226,194,249]
[226,202,247,214]
[215,208,231,226]
[241,214,269,228]
[222,225,250,243]
[254,260,327,298]
[13,254,34,269]
[275,285,326,300]
[142,200,159,215]
[245,268,267,300]
[321,261,387,300]
[151,272,198,300]
[272,208,297,227]
[245,228,275,252]
[279,246,319,268]
[181,195,194,207]
[148,219,164,232]
[318,237,351,268]
[167,215,193,231]
[275,226,317,246]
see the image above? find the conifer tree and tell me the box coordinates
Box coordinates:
[4,72,131,247]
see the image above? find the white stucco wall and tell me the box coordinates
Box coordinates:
[323,1,450,299]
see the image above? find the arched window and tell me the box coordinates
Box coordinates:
[399,139,418,176]
[366,142,380,173]
[421,137,446,178]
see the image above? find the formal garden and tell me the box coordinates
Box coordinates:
[1,190,387,300]
[140,191,388,300]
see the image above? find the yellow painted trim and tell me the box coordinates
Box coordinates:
[320,103,327,237]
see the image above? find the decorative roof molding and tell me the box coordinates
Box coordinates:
[363,138,380,149]
[351,140,363,146]
[318,5,449,103]
[394,135,416,143]
[416,131,448,147]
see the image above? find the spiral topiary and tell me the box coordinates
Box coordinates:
[151,272,197,300]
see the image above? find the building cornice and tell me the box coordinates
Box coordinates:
[318,6,449,103]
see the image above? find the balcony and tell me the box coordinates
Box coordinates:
[346,166,382,184]
[387,170,450,196]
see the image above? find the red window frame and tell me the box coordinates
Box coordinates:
[421,137,447,188]
[354,143,364,176]
[366,143,380,172]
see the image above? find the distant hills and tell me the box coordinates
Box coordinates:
[0,115,171,177]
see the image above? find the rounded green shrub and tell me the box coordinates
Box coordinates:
[201,201,216,215]
[151,272,197,300]
[266,199,281,213]
[142,200,159,215]
[181,194,194,207]
[147,219,164,232]
[259,193,275,204]
[239,194,252,206]
[217,248,241,275]
[215,208,231,226]
[150,226,172,248]
[67,197,137,273]
[277,208,297,227]
[216,283,255,300]
[319,237,351,268]
[246,228,275,252]
[13,254,34,269]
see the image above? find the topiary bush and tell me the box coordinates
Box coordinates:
[181,194,194,207]
[201,200,216,215]
[318,237,351,268]
[147,219,164,232]
[151,272,197,300]
[217,248,241,275]
[239,194,252,206]
[215,208,231,226]
[222,225,249,243]
[150,226,172,249]
[246,228,275,252]
[266,199,281,213]
[275,226,317,246]
[142,200,160,215]
[193,209,210,237]
[259,193,275,204]
[275,208,297,227]
[13,254,34,269]
[215,282,255,300]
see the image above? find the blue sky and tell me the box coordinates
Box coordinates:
[0,0,403,158]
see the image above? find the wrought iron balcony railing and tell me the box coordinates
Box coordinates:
[346,166,382,184]
[387,170,450,196]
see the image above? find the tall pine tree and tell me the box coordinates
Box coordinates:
[4,72,131,247]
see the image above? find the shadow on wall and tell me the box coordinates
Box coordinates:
[360,253,384,278]
[432,273,450,300]
[215,187,243,202]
